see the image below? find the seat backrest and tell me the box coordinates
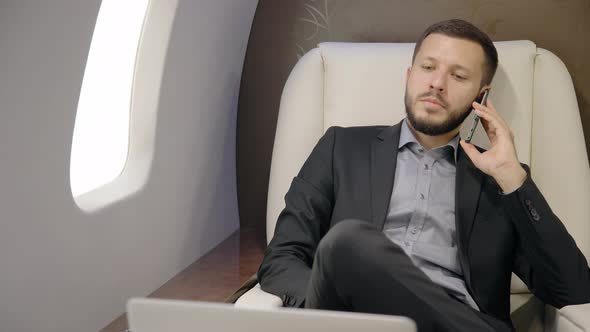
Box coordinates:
[266,41,590,293]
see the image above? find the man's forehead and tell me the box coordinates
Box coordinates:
[415,34,486,70]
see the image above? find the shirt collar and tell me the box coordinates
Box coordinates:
[399,118,460,163]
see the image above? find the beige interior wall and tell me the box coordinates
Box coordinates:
[236,0,590,234]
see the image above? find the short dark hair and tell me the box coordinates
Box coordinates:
[412,19,498,86]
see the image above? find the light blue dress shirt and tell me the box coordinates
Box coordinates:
[383,118,480,310]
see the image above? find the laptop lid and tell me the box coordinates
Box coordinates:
[127,298,416,332]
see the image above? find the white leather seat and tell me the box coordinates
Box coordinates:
[236,41,590,332]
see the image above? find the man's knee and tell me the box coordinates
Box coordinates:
[316,218,407,265]
[316,219,374,261]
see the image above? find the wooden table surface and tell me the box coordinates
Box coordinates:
[100,227,265,332]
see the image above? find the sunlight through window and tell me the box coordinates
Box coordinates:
[70,0,150,197]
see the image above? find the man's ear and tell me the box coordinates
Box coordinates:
[480,84,491,95]
[406,67,411,81]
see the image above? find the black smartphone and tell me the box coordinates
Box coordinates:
[465,89,490,143]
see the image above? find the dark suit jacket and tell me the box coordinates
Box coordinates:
[258,120,590,325]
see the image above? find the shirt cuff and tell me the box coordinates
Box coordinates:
[498,173,529,196]
[500,186,520,196]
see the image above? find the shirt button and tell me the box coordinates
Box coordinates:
[423,164,429,170]
[411,229,418,234]
[418,148,424,153]
[404,241,410,247]
[419,193,425,199]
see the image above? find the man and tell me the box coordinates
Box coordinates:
[257,19,590,331]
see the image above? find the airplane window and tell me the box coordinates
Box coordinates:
[70,0,150,197]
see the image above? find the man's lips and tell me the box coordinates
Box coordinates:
[420,98,444,108]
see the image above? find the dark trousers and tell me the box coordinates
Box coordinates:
[304,219,513,332]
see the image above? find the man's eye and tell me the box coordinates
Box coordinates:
[453,74,466,80]
[421,65,433,70]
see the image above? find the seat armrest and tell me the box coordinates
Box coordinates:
[545,303,590,332]
[234,283,283,309]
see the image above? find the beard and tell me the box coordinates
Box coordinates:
[404,90,472,136]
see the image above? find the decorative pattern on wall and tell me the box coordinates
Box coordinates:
[296,0,331,58]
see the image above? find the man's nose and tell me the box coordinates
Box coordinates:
[429,71,446,92]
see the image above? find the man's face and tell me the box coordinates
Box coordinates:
[405,33,488,136]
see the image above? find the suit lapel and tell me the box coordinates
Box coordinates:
[455,145,484,282]
[370,120,402,229]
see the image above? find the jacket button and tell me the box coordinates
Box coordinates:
[530,208,540,221]
[524,199,532,207]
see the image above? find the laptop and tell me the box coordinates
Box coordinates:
[127,297,416,332]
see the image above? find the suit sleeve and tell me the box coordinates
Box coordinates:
[257,127,337,308]
[507,164,590,308]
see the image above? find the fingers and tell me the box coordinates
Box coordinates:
[471,107,497,142]
[485,99,509,128]
[472,98,510,135]
[459,140,482,166]
[474,99,508,127]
